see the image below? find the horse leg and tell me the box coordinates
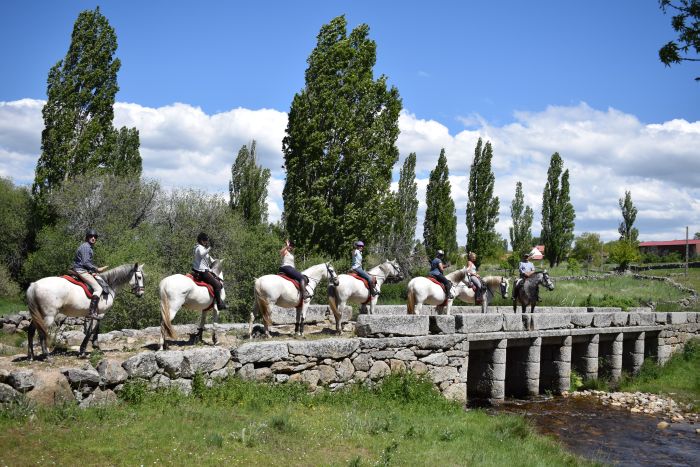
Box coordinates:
[481,295,488,314]
[39,330,50,361]
[79,319,94,357]
[27,322,35,361]
[300,305,307,337]
[295,308,301,336]
[195,311,206,345]
[211,308,219,345]
[91,320,101,350]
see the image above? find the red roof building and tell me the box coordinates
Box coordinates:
[638,240,699,258]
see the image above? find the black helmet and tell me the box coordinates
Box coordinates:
[85,229,99,240]
[197,232,209,243]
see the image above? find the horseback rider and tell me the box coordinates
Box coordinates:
[466,251,485,303]
[73,229,108,319]
[279,240,310,299]
[514,252,535,300]
[352,241,378,296]
[192,232,227,310]
[429,249,453,299]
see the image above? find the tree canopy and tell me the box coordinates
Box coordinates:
[618,190,639,243]
[509,181,534,257]
[229,140,270,226]
[423,149,458,261]
[658,0,700,80]
[282,15,401,257]
[541,153,575,267]
[466,138,500,264]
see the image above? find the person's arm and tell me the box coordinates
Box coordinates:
[280,246,288,257]
[438,261,445,273]
[81,244,99,273]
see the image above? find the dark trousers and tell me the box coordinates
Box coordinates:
[192,270,223,298]
[279,265,304,283]
[431,272,451,292]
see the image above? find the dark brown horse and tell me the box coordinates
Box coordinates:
[512,270,554,313]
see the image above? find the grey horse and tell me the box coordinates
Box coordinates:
[512,270,554,313]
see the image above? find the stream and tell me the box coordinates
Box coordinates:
[488,396,699,466]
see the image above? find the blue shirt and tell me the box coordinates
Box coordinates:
[73,242,97,272]
[351,249,363,270]
[519,261,535,275]
[429,258,444,275]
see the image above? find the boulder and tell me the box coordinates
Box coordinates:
[155,351,185,378]
[180,347,231,377]
[421,352,448,366]
[122,352,158,378]
[97,359,128,386]
[368,361,391,380]
[234,342,289,364]
[79,388,117,408]
[25,370,73,405]
[8,369,35,392]
[429,315,456,334]
[288,339,359,359]
[356,315,429,337]
[455,314,503,333]
[0,382,20,403]
[62,366,101,388]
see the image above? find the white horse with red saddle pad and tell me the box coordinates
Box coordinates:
[405,267,469,315]
[327,259,403,334]
[26,263,146,360]
[454,275,510,313]
[159,259,225,350]
[251,262,339,338]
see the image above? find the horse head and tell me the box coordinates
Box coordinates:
[387,259,404,280]
[541,270,554,291]
[211,258,225,280]
[129,263,146,297]
[326,262,340,286]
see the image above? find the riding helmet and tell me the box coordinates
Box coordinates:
[355,241,365,247]
[437,249,444,257]
[197,232,209,243]
[85,229,99,239]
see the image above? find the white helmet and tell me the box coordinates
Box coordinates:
[437,249,444,257]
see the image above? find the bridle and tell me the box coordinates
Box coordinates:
[130,265,145,295]
[325,263,339,286]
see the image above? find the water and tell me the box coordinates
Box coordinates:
[489,396,700,466]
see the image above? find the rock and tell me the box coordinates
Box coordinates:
[420,352,448,366]
[2,323,17,334]
[657,421,669,430]
[442,383,467,402]
[368,361,390,380]
[79,388,117,408]
[254,368,272,382]
[454,314,503,333]
[317,365,336,384]
[25,370,74,405]
[180,347,230,377]
[352,353,372,372]
[336,358,355,382]
[97,359,128,386]
[409,361,428,375]
[301,370,320,388]
[394,349,416,361]
[238,363,255,380]
[428,366,459,383]
[122,352,158,378]
[356,315,429,337]
[234,342,289,364]
[389,359,406,373]
[0,382,20,403]
[287,339,359,359]
[8,369,35,392]
[62,366,100,388]
[170,378,193,395]
[155,351,185,378]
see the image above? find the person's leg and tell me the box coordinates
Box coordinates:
[203,271,227,310]
[471,276,483,301]
[281,266,309,298]
[354,268,378,296]
[433,273,453,298]
[79,272,102,319]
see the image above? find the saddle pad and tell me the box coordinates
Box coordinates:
[427,276,444,288]
[61,275,93,298]
[349,273,370,289]
[278,273,301,290]
[184,274,214,298]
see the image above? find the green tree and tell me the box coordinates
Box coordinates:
[229,140,271,225]
[32,7,141,217]
[466,138,500,264]
[423,149,458,261]
[694,232,700,239]
[384,153,418,263]
[618,190,639,242]
[658,0,700,80]
[509,181,534,256]
[0,178,32,281]
[571,232,604,267]
[282,15,401,257]
[541,153,575,267]
[608,239,641,270]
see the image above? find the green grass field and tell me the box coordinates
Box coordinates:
[0,297,24,318]
[0,374,589,466]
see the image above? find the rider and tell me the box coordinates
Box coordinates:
[192,232,227,310]
[514,252,535,300]
[429,249,453,299]
[279,240,310,299]
[73,229,108,319]
[351,241,378,296]
[466,251,485,303]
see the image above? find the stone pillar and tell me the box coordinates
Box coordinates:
[490,339,506,402]
[525,337,541,397]
[656,332,672,365]
[632,332,645,375]
[554,336,572,394]
[583,334,599,380]
[610,333,623,381]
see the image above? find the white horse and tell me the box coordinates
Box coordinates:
[405,267,469,315]
[328,259,403,334]
[26,263,146,360]
[159,259,225,351]
[453,275,510,313]
[252,262,338,338]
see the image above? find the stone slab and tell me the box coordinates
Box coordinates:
[429,315,456,334]
[355,315,429,337]
[503,314,527,331]
[269,305,328,324]
[455,314,503,333]
[530,314,571,330]
[234,342,289,364]
[287,339,359,359]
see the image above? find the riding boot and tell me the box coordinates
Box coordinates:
[370,283,379,296]
[215,292,228,310]
[301,277,311,300]
[446,280,454,299]
[88,296,100,319]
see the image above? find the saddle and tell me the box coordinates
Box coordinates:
[277,273,308,307]
[183,273,215,311]
[63,270,110,299]
[426,276,449,306]
[349,273,375,289]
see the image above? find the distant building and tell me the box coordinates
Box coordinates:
[528,245,545,260]
[638,240,699,258]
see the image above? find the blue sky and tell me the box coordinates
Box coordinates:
[1,1,699,243]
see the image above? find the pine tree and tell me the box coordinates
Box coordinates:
[423,149,458,260]
[32,7,141,214]
[466,138,500,265]
[229,140,270,225]
[387,153,418,262]
[509,181,534,256]
[282,15,401,257]
[541,153,576,267]
[618,190,639,242]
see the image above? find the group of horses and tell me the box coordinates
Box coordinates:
[23,259,554,360]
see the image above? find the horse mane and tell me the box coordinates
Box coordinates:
[445,268,468,282]
[100,263,135,287]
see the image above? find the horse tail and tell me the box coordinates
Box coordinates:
[327,283,338,317]
[254,281,270,327]
[27,283,48,338]
[160,283,176,339]
[406,285,415,315]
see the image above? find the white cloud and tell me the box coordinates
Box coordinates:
[1,99,698,244]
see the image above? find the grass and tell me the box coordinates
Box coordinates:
[0,373,590,466]
[0,296,24,317]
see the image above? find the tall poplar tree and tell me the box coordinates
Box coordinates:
[541,153,576,267]
[618,190,639,242]
[32,7,141,215]
[282,15,402,257]
[229,140,271,226]
[466,138,500,264]
[423,149,458,260]
[509,181,533,256]
[385,153,418,261]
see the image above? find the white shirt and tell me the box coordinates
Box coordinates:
[281,250,295,268]
[192,244,212,272]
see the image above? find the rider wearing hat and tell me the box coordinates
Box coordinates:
[514,252,535,300]
[279,240,310,299]
[430,249,453,299]
[351,241,378,296]
[192,232,227,310]
[73,229,108,319]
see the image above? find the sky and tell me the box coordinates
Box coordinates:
[1,0,699,245]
